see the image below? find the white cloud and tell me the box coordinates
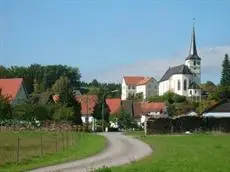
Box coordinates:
[82,46,230,84]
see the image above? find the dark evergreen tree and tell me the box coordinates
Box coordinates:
[117,108,133,130]
[220,54,230,86]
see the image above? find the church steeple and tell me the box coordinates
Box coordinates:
[189,21,198,56]
[186,18,201,60]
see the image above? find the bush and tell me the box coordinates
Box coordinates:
[95,167,112,172]
[172,94,186,103]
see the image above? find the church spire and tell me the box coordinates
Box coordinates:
[186,18,201,60]
[189,18,198,56]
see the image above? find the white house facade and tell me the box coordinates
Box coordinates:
[121,76,158,101]
[159,23,201,99]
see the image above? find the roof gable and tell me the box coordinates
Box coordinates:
[76,95,98,115]
[123,76,145,85]
[159,65,192,82]
[0,78,23,101]
[188,82,200,89]
[133,102,166,116]
[203,99,230,113]
[123,76,154,86]
[106,98,121,115]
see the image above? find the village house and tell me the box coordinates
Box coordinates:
[0,78,28,105]
[75,95,98,123]
[133,101,167,126]
[159,24,201,100]
[121,76,158,101]
[202,99,230,117]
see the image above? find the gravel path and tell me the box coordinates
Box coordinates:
[30,132,152,172]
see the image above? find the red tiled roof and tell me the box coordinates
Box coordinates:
[137,77,152,85]
[0,78,23,101]
[106,98,121,115]
[76,95,98,115]
[123,76,153,86]
[133,102,166,116]
[123,76,145,85]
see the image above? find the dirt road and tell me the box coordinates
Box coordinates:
[30,132,152,172]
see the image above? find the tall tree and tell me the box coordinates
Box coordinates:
[117,108,133,130]
[221,54,230,86]
[52,76,71,103]
[52,76,82,124]
[0,94,12,120]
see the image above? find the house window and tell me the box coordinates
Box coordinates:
[184,79,187,91]
[194,61,196,65]
[190,90,192,95]
[197,61,200,65]
[177,80,181,91]
[128,85,131,89]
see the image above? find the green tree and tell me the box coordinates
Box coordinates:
[52,76,71,103]
[53,105,74,121]
[221,54,230,86]
[92,100,110,122]
[147,95,165,102]
[117,108,133,130]
[0,94,12,120]
[167,104,177,116]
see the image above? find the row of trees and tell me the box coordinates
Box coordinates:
[0,64,81,94]
[0,76,82,126]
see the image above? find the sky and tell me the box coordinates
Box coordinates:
[1,0,230,84]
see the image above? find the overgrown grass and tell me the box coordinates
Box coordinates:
[112,132,230,172]
[0,131,106,172]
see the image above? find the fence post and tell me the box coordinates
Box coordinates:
[56,132,58,152]
[144,116,147,136]
[67,130,69,147]
[63,132,65,150]
[17,136,20,162]
[40,135,43,157]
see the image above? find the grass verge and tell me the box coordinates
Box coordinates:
[111,132,230,172]
[0,132,106,172]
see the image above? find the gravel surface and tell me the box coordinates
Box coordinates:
[30,132,152,172]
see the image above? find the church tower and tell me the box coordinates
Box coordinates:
[185,21,201,84]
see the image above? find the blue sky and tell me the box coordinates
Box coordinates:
[1,0,230,83]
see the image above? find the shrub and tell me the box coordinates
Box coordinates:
[94,167,112,172]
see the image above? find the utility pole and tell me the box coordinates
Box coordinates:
[101,97,105,132]
[86,94,89,131]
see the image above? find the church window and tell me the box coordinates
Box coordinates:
[177,80,181,91]
[197,61,200,65]
[194,61,196,65]
[190,90,192,95]
[184,79,187,90]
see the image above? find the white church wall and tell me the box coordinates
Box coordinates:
[188,89,201,97]
[159,80,169,96]
[170,74,191,97]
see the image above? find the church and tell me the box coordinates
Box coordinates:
[159,23,201,99]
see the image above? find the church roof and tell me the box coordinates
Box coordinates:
[188,82,200,89]
[159,64,192,82]
[185,22,201,60]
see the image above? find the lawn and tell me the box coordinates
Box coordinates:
[0,131,106,172]
[112,132,230,172]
